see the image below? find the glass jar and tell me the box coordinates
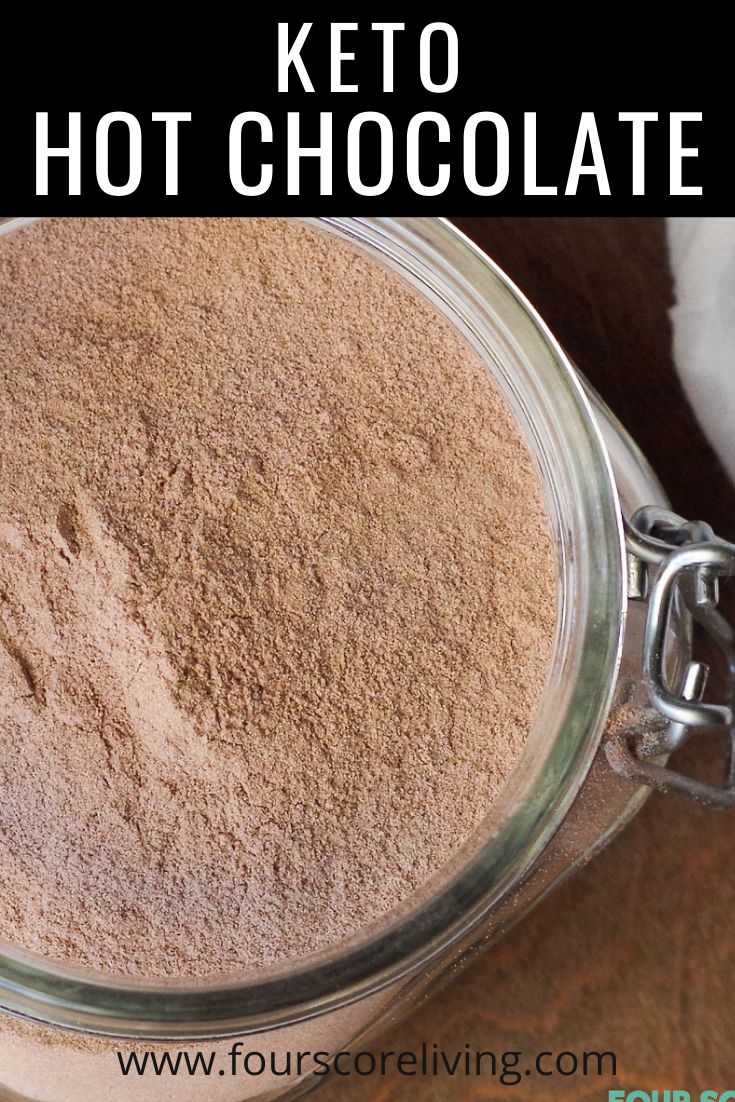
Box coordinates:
[0,216,732,1102]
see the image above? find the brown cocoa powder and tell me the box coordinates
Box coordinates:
[0,218,555,977]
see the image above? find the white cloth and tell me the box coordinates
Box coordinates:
[667,217,735,482]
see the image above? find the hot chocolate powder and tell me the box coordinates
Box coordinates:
[0,218,555,976]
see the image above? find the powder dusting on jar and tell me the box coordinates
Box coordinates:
[0,218,555,976]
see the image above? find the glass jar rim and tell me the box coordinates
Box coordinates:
[0,216,626,1038]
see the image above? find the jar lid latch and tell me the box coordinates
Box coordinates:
[606,506,735,809]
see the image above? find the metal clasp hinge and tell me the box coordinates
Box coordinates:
[606,507,735,809]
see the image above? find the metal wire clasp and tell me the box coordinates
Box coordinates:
[606,506,735,808]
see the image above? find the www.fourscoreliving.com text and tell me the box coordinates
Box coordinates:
[116,1043,616,1083]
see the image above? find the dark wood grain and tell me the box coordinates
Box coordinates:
[319,218,735,1101]
[455,219,735,542]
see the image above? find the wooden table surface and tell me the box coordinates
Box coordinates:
[320,218,735,1101]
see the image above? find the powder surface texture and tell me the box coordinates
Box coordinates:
[0,218,555,977]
